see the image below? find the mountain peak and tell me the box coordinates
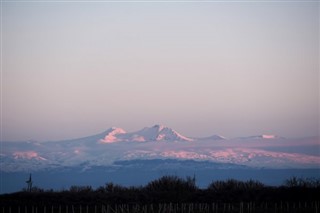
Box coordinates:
[108,127,126,132]
[136,125,193,142]
[199,135,226,141]
[100,127,126,143]
[100,125,193,143]
[152,124,166,131]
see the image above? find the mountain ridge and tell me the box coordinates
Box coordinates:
[99,124,194,143]
[79,124,286,144]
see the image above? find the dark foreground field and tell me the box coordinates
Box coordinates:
[1,176,320,213]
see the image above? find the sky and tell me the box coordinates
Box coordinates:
[1,1,319,141]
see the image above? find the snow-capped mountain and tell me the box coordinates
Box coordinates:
[99,124,193,143]
[1,126,319,194]
[99,127,127,143]
[131,124,194,142]
[1,125,319,173]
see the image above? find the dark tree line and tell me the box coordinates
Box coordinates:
[1,176,320,206]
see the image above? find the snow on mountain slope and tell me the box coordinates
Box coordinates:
[120,145,320,169]
[130,125,194,142]
[100,124,193,143]
[99,127,127,143]
[1,125,319,172]
[13,151,47,161]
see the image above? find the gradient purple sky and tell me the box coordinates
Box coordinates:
[1,1,319,141]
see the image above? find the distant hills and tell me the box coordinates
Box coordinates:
[1,125,319,193]
[1,124,319,173]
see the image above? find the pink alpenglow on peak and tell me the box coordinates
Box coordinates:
[262,135,276,139]
[13,151,47,161]
[135,124,194,142]
[99,124,194,143]
[99,127,127,143]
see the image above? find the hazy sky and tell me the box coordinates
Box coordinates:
[1,1,319,141]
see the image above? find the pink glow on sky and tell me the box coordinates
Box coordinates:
[1,2,319,141]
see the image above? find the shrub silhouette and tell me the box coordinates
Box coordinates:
[145,175,197,192]
[69,185,93,193]
[284,177,320,188]
[96,182,126,193]
[1,176,319,206]
[208,179,264,192]
[207,179,268,202]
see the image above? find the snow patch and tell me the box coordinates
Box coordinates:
[13,151,47,161]
[100,124,193,143]
[99,127,127,143]
[262,135,276,139]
